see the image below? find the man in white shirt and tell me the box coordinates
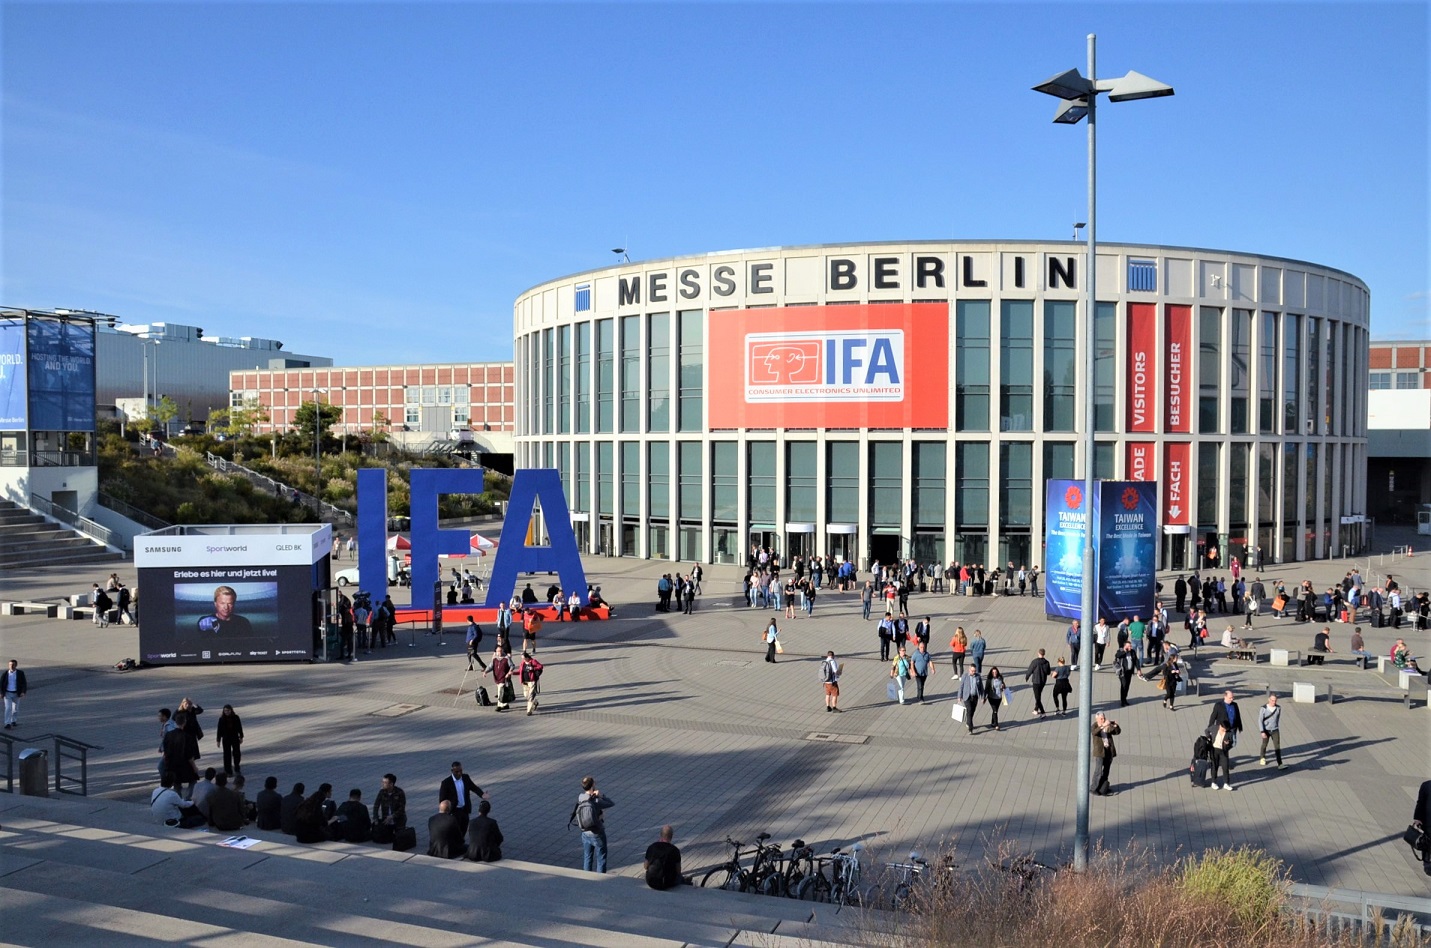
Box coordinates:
[191,768,218,819]
[151,773,205,828]
[2,660,27,729]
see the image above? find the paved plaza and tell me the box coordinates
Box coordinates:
[3,544,1430,900]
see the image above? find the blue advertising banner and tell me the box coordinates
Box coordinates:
[1094,480,1159,623]
[0,322,26,431]
[27,318,95,430]
[1043,479,1088,620]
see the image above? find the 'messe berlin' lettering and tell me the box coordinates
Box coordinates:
[610,253,1077,301]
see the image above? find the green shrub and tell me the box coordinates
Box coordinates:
[1177,846,1287,929]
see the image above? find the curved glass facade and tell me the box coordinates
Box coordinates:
[514,241,1369,568]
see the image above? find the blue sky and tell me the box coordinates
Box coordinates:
[4,3,1427,364]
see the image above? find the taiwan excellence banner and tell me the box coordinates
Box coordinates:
[0,322,26,431]
[1044,479,1089,620]
[706,303,949,429]
[1094,480,1159,623]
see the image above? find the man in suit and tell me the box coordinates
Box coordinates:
[255,776,283,830]
[465,799,504,862]
[427,800,464,858]
[438,761,488,838]
[1091,712,1121,796]
[279,782,306,835]
[1206,690,1245,790]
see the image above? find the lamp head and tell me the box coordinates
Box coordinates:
[1106,70,1175,102]
[1053,98,1090,124]
[1033,68,1092,101]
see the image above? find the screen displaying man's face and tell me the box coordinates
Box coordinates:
[214,592,236,620]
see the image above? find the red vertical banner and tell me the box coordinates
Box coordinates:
[1163,442,1191,525]
[1164,304,1191,433]
[1126,303,1157,432]
[1126,442,1154,481]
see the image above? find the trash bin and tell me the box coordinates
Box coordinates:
[18,748,49,797]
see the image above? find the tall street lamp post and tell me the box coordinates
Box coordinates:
[1033,34,1174,872]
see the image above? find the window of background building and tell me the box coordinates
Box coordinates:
[405,407,420,425]
[542,328,554,435]
[1258,442,1276,550]
[1258,313,1277,433]
[453,406,469,425]
[678,442,702,522]
[437,386,453,406]
[1197,442,1219,530]
[421,385,435,405]
[999,442,1032,526]
[1396,371,1420,389]
[678,310,704,432]
[1198,306,1221,434]
[557,442,571,499]
[711,442,738,522]
[1000,301,1034,431]
[620,442,640,517]
[1094,442,1116,480]
[574,442,590,513]
[1281,442,1299,561]
[596,441,613,517]
[869,442,902,528]
[786,442,817,523]
[913,442,946,527]
[595,319,614,434]
[1043,301,1077,431]
[748,442,776,524]
[648,314,670,433]
[955,442,989,527]
[1229,442,1249,525]
[1094,302,1116,431]
[1323,323,1336,436]
[1303,443,1318,526]
[557,325,572,434]
[574,322,591,434]
[1305,317,1320,436]
[1043,442,1075,481]
[1368,373,1390,391]
[1283,314,1301,434]
[620,315,641,432]
[647,441,669,521]
[1230,309,1251,434]
[827,442,859,523]
[955,301,990,431]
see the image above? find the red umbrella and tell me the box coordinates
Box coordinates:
[386,535,411,551]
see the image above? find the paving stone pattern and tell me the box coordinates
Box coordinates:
[3,548,1429,899]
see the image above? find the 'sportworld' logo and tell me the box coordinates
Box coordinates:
[745,330,904,403]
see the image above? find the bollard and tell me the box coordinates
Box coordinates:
[18,748,49,797]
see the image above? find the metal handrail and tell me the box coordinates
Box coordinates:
[28,494,123,551]
[98,492,171,531]
[1286,882,1431,940]
[204,452,355,524]
[0,732,100,796]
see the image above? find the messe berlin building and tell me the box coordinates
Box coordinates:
[512,241,1369,571]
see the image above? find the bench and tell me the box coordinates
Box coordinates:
[1398,669,1422,691]
[1377,655,1390,673]
[1292,681,1334,704]
[0,602,58,618]
[1227,644,1258,662]
[1270,648,1300,667]
[1303,649,1332,666]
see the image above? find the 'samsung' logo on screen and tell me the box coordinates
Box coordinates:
[745,331,904,402]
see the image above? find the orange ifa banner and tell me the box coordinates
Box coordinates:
[1126,441,1155,481]
[1164,442,1191,525]
[707,303,949,429]
[1126,302,1157,433]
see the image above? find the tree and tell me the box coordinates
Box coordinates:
[228,397,270,438]
[292,399,343,446]
[146,395,178,433]
[369,410,392,443]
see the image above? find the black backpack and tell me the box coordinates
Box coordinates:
[475,686,492,707]
[569,797,599,831]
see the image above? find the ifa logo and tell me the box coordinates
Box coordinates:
[745,330,904,403]
[1065,485,1083,510]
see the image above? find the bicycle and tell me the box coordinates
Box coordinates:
[882,850,930,911]
[700,832,774,892]
[794,843,874,910]
[757,838,812,898]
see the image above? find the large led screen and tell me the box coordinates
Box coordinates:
[138,564,316,664]
[27,318,95,431]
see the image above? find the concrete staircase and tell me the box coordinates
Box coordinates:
[0,794,874,947]
[0,501,125,571]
